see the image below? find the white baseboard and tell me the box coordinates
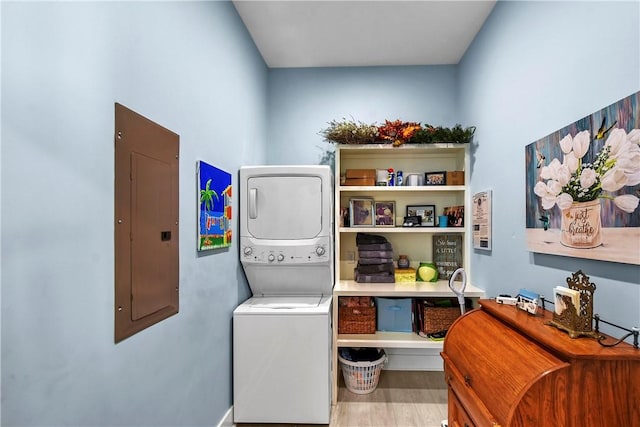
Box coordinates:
[216,406,234,427]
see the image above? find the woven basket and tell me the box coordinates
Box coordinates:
[338,306,376,334]
[423,306,461,335]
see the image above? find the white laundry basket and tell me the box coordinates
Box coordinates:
[338,349,386,394]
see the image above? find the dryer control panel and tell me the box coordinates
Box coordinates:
[241,236,331,265]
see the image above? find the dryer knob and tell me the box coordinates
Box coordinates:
[316,246,326,256]
[243,247,252,256]
[277,254,285,262]
[268,254,275,262]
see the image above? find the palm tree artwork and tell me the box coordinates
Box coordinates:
[200,179,219,213]
[197,161,232,251]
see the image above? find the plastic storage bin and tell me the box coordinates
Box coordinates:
[375,297,413,332]
[338,348,386,394]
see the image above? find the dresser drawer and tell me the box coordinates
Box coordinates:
[447,388,478,427]
[444,357,498,427]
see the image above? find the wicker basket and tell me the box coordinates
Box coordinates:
[338,306,376,334]
[423,306,462,335]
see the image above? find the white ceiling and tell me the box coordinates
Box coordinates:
[232,0,497,68]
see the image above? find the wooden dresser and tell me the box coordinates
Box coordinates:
[441,299,640,427]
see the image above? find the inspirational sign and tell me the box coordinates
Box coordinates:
[433,234,463,280]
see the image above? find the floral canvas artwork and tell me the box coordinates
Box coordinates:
[197,161,232,251]
[525,91,640,264]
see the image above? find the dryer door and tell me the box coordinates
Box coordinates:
[246,175,323,239]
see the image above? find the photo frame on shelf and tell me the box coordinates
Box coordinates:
[444,205,465,227]
[406,204,435,227]
[349,198,374,227]
[374,201,395,227]
[425,171,446,186]
[339,206,349,227]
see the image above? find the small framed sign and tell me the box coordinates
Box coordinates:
[472,190,492,250]
[433,233,463,280]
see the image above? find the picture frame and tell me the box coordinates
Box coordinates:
[553,286,581,316]
[197,161,232,251]
[349,198,374,227]
[444,205,465,227]
[374,201,395,227]
[406,204,436,227]
[525,92,640,265]
[425,171,446,186]
[472,190,492,250]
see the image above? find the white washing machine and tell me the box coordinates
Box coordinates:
[234,165,333,424]
[233,296,332,424]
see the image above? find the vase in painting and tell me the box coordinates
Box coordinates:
[560,199,602,249]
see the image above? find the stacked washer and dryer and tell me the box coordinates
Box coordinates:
[234,165,334,424]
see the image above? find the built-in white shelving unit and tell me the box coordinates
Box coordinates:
[331,143,485,405]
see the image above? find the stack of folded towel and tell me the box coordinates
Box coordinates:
[354,233,395,283]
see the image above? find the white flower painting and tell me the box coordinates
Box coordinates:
[525,91,640,265]
[533,128,640,212]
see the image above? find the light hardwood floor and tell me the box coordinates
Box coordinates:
[236,370,448,427]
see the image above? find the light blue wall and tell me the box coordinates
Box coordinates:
[1,2,265,426]
[266,66,459,165]
[2,1,639,426]
[266,2,640,336]
[459,1,640,333]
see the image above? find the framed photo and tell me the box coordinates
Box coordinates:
[425,171,446,186]
[444,205,465,227]
[553,286,581,316]
[349,198,374,227]
[375,201,395,227]
[406,204,436,227]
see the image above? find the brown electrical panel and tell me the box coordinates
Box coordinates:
[114,103,179,343]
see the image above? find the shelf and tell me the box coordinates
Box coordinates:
[334,280,486,297]
[339,185,465,192]
[337,331,445,349]
[337,143,467,155]
[338,226,464,234]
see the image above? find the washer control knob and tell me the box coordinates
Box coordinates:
[243,247,252,256]
[316,246,326,256]
[268,254,275,262]
[277,254,285,262]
